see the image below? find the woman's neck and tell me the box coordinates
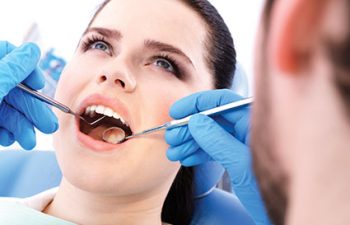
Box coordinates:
[44,178,168,225]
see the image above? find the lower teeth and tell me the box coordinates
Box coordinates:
[102,127,126,144]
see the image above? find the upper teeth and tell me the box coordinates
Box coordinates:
[84,105,126,124]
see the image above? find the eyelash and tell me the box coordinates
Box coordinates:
[150,53,183,79]
[81,35,113,55]
[81,35,185,79]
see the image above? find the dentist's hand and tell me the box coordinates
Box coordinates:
[0,41,58,150]
[165,89,271,225]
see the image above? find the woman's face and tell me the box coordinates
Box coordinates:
[53,0,213,196]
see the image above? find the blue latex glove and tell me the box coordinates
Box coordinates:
[165,89,272,225]
[0,41,58,150]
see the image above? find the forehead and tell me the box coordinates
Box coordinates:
[91,0,208,67]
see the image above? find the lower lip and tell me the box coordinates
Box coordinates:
[75,118,126,152]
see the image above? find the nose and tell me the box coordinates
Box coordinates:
[96,61,137,92]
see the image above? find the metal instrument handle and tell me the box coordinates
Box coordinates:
[17,83,74,114]
[167,97,253,129]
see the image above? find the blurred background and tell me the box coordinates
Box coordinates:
[0,0,264,150]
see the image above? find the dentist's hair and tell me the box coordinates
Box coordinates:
[88,1,236,224]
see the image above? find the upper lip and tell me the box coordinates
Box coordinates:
[77,93,132,130]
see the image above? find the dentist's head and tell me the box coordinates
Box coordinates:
[252,0,350,224]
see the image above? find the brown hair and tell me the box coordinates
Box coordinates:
[325,1,350,117]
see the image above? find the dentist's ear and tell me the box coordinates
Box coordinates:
[268,0,329,74]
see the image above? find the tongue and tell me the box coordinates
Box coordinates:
[87,126,109,141]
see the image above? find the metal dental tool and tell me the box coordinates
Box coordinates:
[104,97,253,144]
[16,83,106,126]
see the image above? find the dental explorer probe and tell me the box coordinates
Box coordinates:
[16,83,105,126]
[118,97,253,143]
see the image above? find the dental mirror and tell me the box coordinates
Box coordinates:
[102,127,126,144]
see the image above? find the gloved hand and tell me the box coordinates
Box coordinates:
[165,89,272,225]
[0,41,58,150]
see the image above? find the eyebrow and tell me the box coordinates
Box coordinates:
[144,40,194,66]
[82,27,122,41]
[82,27,194,67]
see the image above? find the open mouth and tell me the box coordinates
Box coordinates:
[79,105,133,144]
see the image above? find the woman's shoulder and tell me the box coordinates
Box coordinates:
[0,187,59,211]
[0,187,75,225]
[0,200,76,225]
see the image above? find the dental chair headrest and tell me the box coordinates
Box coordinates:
[193,162,225,198]
[231,62,250,97]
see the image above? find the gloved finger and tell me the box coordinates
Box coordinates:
[0,42,41,98]
[230,110,251,144]
[166,139,199,161]
[0,101,36,150]
[0,128,15,146]
[189,114,251,178]
[165,116,236,147]
[181,151,212,167]
[165,125,192,146]
[0,41,15,58]
[5,88,58,134]
[219,102,250,124]
[21,68,45,90]
[170,89,242,119]
[0,41,44,90]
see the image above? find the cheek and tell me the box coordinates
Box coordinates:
[137,72,213,128]
[55,64,81,104]
[53,58,95,150]
[142,86,185,124]
[54,56,98,118]
[53,65,80,125]
[56,53,102,96]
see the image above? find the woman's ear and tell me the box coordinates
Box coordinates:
[268,0,329,74]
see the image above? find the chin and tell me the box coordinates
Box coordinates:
[54,117,180,197]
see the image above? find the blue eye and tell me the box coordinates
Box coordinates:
[154,58,176,73]
[90,41,110,52]
[81,35,112,55]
